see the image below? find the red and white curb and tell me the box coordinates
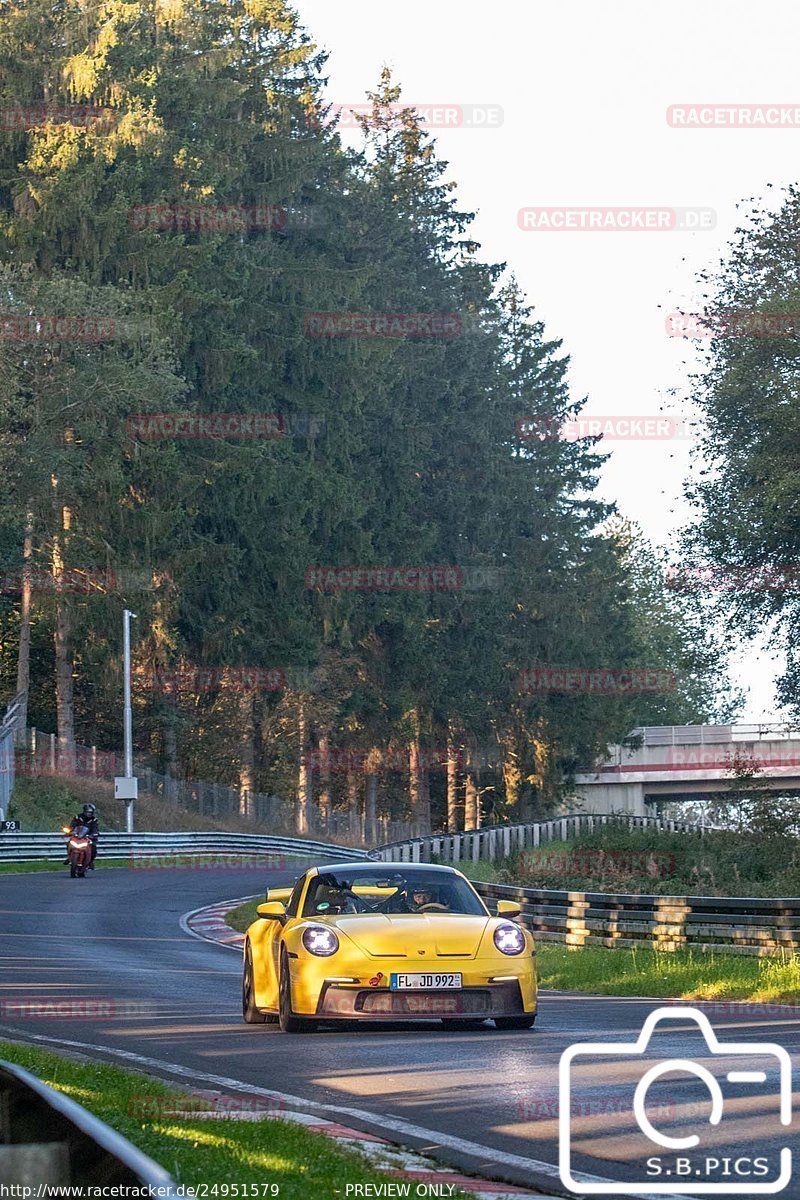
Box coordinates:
[168,1087,544,1198]
[180,899,559,1200]
[181,896,250,948]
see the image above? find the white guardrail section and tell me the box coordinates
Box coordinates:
[0,831,374,863]
[374,813,706,864]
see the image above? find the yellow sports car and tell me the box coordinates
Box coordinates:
[241,861,537,1032]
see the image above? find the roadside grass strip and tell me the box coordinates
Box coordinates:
[536,942,800,1004]
[0,1043,553,1199]
[0,858,134,874]
[0,1042,493,1199]
[224,898,263,933]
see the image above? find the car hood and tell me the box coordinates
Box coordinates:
[332,913,491,958]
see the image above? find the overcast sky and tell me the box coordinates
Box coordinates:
[294,0,799,722]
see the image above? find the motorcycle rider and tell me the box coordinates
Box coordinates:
[69,803,99,869]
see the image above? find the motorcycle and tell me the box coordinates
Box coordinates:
[63,824,92,878]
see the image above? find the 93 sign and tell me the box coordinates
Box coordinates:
[1,820,20,832]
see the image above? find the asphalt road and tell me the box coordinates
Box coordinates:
[0,864,798,1200]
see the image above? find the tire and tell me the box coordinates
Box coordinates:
[494,1014,536,1031]
[279,948,314,1033]
[70,864,77,878]
[242,944,268,1024]
[441,1019,487,1030]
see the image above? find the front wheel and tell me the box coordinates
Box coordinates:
[242,944,268,1024]
[69,863,77,878]
[279,949,314,1033]
[494,1014,536,1031]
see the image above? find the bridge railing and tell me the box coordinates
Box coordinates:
[628,723,800,747]
[374,812,705,865]
[474,880,800,958]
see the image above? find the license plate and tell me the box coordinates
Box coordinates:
[390,973,462,989]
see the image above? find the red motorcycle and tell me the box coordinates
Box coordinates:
[63,824,92,878]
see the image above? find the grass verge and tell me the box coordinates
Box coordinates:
[536,942,800,1004]
[0,1041,475,1197]
[226,896,262,932]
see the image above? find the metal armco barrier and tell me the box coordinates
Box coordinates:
[0,830,373,864]
[375,812,706,864]
[473,880,800,957]
[0,1058,177,1189]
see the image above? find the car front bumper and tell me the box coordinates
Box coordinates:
[315,978,533,1020]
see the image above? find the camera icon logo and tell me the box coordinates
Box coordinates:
[559,1005,792,1194]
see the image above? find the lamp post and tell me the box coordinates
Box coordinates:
[115,609,138,834]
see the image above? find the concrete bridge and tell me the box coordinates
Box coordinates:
[571,723,800,815]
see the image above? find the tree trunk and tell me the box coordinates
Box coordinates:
[446,726,459,833]
[419,762,431,834]
[408,709,431,834]
[295,704,309,833]
[14,506,33,743]
[238,691,255,820]
[162,693,180,777]
[52,490,74,751]
[346,769,361,842]
[53,594,74,749]
[409,739,421,836]
[464,772,478,831]
[365,771,378,846]
[317,729,331,832]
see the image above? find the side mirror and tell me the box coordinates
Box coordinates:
[497,900,522,918]
[257,901,287,922]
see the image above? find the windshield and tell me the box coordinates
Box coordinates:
[302,867,487,918]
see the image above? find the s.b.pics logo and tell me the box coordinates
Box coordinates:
[559,1007,792,1194]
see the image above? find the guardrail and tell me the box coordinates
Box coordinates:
[0,830,373,864]
[473,880,800,957]
[374,813,706,864]
[0,1057,177,1188]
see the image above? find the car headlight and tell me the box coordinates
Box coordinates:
[302,926,339,957]
[493,922,525,955]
